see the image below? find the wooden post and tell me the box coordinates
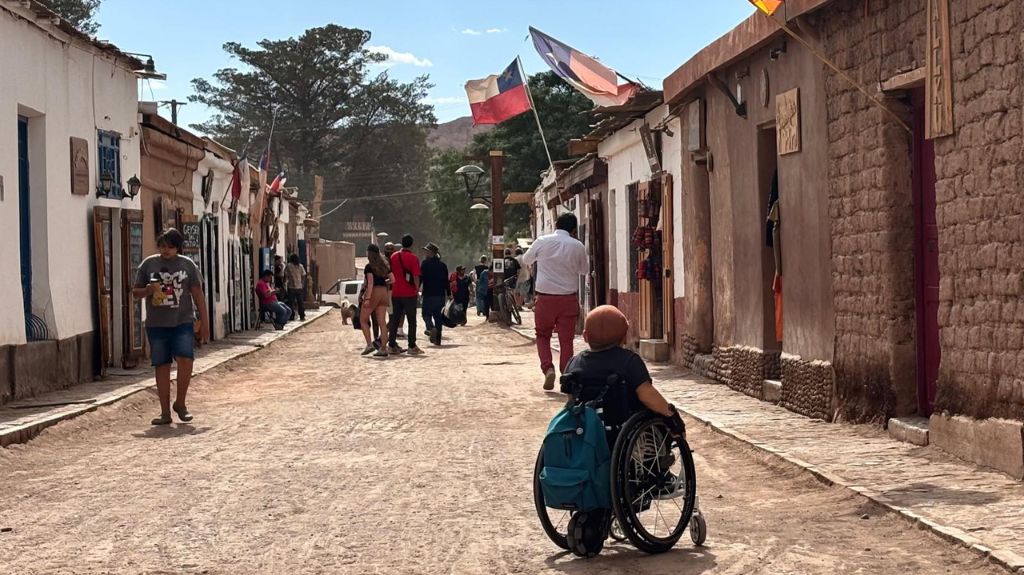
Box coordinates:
[312,175,324,221]
[490,150,505,284]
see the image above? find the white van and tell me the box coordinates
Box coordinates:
[322,279,364,307]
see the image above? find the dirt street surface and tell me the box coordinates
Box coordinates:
[0,311,1007,574]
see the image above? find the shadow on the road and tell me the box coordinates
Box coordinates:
[882,482,1004,506]
[131,424,213,439]
[543,545,717,573]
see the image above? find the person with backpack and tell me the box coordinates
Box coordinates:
[388,234,423,355]
[537,305,686,555]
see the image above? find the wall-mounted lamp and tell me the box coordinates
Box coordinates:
[770,41,788,61]
[98,171,114,197]
[126,175,142,199]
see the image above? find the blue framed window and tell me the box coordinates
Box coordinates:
[97,130,121,197]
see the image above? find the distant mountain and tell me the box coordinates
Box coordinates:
[428,116,492,152]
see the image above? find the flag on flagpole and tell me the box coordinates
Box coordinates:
[465,59,533,125]
[749,0,783,15]
[528,27,638,108]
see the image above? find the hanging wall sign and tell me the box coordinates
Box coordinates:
[776,88,801,155]
[181,221,201,254]
[687,99,705,152]
[926,0,954,139]
[70,137,89,196]
[639,123,662,174]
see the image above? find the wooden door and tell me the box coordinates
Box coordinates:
[913,89,941,415]
[661,173,675,344]
[121,209,146,368]
[93,207,114,375]
[637,181,654,339]
[18,117,32,336]
[588,193,607,307]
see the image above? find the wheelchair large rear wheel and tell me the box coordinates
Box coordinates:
[610,411,697,554]
[533,448,572,550]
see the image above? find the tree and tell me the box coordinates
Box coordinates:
[42,0,102,35]
[427,71,594,266]
[190,25,436,247]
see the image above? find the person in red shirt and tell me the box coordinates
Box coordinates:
[256,269,292,330]
[388,234,423,354]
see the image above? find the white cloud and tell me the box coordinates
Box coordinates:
[462,27,506,36]
[367,45,433,67]
[421,96,463,106]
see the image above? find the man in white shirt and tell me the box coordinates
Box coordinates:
[522,213,588,390]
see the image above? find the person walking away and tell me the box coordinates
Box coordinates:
[360,244,393,357]
[133,228,210,425]
[388,234,423,354]
[522,213,588,390]
[475,266,492,319]
[474,256,489,316]
[384,242,406,338]
[420,243,450,346]
[509,246,528,308]
[452,266,472,325]
[256,269,292,329]
[503,249,521,309]
[284,253,307,321]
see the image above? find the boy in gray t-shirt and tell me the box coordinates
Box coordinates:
[133,229,209,426]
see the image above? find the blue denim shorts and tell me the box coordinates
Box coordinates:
[146,323,195,366]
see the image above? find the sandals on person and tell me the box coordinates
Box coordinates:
[151,413,172,426]
[172,402,194,422]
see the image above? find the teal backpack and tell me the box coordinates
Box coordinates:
[538,404,612,512]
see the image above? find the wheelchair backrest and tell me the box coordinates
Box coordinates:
[560,371,634,428]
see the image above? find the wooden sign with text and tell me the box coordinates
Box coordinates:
[926,0,954,139]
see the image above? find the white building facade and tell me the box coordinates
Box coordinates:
[0,1,142,400]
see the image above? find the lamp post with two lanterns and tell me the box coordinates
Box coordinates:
[456,151,505,289]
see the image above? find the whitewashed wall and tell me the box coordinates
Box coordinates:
[662,116,685,299]
[0,7,140,345]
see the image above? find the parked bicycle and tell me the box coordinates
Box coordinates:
[495,277,522,327]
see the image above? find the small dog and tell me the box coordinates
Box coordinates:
[339,300,356,325]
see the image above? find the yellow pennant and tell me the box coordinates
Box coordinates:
[749,0,783,15]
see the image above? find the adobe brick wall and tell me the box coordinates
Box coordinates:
[932,0,1024,420]
[820,0,926,421]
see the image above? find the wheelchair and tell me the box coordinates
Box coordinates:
[533,373,707,557]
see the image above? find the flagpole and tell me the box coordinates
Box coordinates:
[517,56,555,174]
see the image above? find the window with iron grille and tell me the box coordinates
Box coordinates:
[97,131,121,197]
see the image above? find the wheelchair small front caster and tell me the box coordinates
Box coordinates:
[689,513,707,546]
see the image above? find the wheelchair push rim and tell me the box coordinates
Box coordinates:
[533,448,572,550]
[611,412,697,553]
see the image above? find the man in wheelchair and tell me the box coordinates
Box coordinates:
[536,305,701,558]
[560,305,686,441]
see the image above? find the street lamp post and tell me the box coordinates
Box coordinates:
[458,152,506,320]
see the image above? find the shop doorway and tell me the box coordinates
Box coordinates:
[588,192,608,308]
[635,178,669,340]
[912,88,940,415]
[759,127,782,349]
[17,116,31,336]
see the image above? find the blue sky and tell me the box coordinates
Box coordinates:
[97,0,755,130]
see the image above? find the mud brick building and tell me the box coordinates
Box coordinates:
[659,0,1024,477]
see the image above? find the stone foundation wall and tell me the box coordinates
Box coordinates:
[680,333,698,369]
[728,347,782,400]
[780,354,835,422]
[710,346,734,388]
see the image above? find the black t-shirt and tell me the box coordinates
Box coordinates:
[561,347,652,425]
[364,264,388,287]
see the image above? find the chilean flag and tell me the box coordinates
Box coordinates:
[529,27,637,108]
[465,59,532,125]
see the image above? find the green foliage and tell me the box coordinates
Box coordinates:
[190,25,437,248]
[42,0,102,35]
[427,71,593,264]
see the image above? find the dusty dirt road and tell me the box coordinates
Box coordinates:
[0,311,1006,574]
